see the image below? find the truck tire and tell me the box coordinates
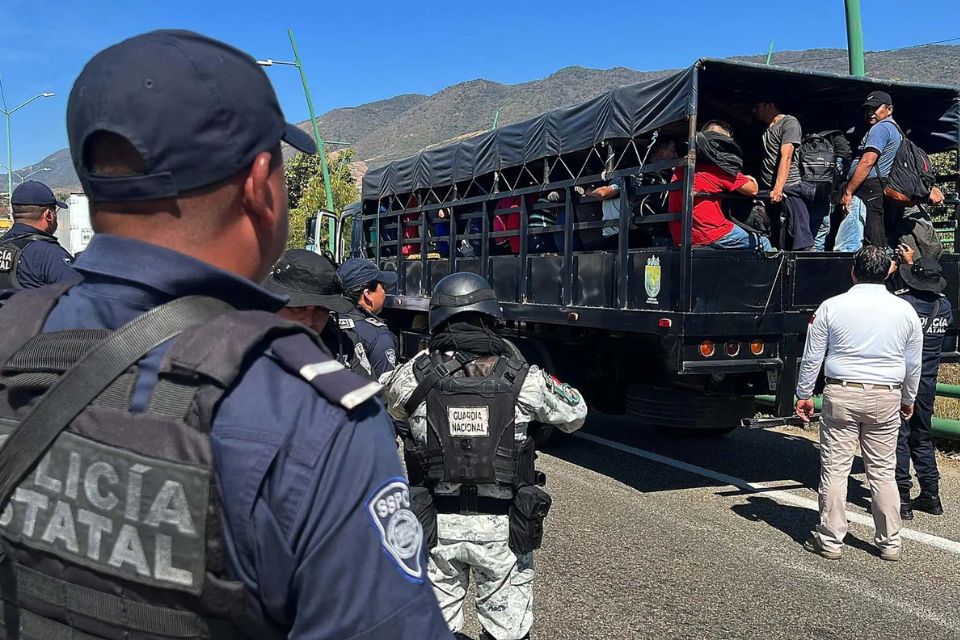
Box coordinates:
[625,383,751,437]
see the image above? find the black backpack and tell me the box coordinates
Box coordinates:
[879,122,936,206]
[799,133,837,184]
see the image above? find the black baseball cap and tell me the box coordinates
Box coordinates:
[900,257,946,294]
[263,250,353,313]
[863,90,893,109]
[11,181,67,209]
[337,258,399,291]
[67,30,316,203]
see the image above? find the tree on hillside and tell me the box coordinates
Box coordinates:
[284,148,360,250]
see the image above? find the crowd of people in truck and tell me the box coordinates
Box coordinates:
[372,89,948,260]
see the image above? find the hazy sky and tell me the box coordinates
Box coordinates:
[1,0,957,167]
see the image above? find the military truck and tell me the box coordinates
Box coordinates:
[333,59,960,434]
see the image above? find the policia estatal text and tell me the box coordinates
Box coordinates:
[0,30,450,640]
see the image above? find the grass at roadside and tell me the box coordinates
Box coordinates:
[937,363,960,422]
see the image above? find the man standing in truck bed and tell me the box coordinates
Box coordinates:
[752,97,814,251]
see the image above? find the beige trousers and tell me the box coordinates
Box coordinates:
[814,383,903,552]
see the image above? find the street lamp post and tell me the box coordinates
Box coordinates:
[0,78,55,205]
[16,167,51,184]
[0,164,51,185]
[258,29,337,254]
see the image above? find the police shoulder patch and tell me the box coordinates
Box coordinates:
[366,478,424,583]
[339,318,356,330]
[542,370,581,406]
[364,316,388,327]
[385,348,397,366]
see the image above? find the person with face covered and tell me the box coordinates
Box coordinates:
[666,120,771,250]
[0,29,450,639]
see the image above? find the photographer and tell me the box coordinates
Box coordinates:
[890,244,952,519]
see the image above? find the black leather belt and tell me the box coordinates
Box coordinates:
[825,377,901,390]
[433,494,511,515]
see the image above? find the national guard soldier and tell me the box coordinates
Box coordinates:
[335,257,400,378]
[0,181,79,289]
[0,30,451,639]
[381,272,587,640]
[263,248,354,334]
[892,249,953,519]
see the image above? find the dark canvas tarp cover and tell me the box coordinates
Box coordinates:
[363,58,960,200]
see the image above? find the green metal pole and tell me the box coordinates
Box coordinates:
[288,28,336,254]
[844,0,866,77]
[755,395,960,441]
[5,113,12,208]
[765,40,775,65]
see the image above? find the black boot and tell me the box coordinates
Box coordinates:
[899,490,914,521]
[913,484,944,515]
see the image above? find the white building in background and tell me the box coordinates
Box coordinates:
[55,193,94,256]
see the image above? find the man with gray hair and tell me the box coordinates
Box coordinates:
[796,245,923,561]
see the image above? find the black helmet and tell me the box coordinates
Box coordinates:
[429,272,502,332]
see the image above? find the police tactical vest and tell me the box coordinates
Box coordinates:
[0,233,59,290]
[336,317,373,377]
[410,352,529,489]
[0,284,370,640]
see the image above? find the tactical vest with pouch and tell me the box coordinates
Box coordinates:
[405,351,531,512]
[0,283,373,640]
[328,316,373,378]
[0,233,59,290]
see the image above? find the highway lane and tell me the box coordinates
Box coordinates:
[452,413,960,639]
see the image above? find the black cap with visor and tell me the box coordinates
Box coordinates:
[66,29,316,203]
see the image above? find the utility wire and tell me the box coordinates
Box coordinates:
[774,36,960,66]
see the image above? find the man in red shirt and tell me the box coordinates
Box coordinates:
[668,121,771,250]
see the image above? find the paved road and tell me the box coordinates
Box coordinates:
[452,413,960,640]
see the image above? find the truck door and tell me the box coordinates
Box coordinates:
[305,209,338,256]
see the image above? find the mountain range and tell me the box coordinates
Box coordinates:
[5,45,959,194]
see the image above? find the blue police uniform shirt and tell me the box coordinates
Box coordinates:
[345,307,398,378]
[848,118,901,179]
[896,287,954,379]
[40,234,451,640]
[0,222,80,288]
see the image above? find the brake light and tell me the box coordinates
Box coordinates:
[699,340,715,358]
[750,339,764,356]
[724,341,740,357]
[658,318,672,328]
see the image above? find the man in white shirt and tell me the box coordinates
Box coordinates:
[796,245,923,562]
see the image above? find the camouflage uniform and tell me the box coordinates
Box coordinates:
[382,353,587,639]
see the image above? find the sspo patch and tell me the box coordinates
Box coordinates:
[366,478,424,583]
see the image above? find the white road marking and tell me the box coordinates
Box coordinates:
[574,430,960,556]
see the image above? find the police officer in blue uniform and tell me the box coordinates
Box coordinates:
[0,181,79,289]
[892,248,953,519]
[336,258,400,378]
[0,30,450,640]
